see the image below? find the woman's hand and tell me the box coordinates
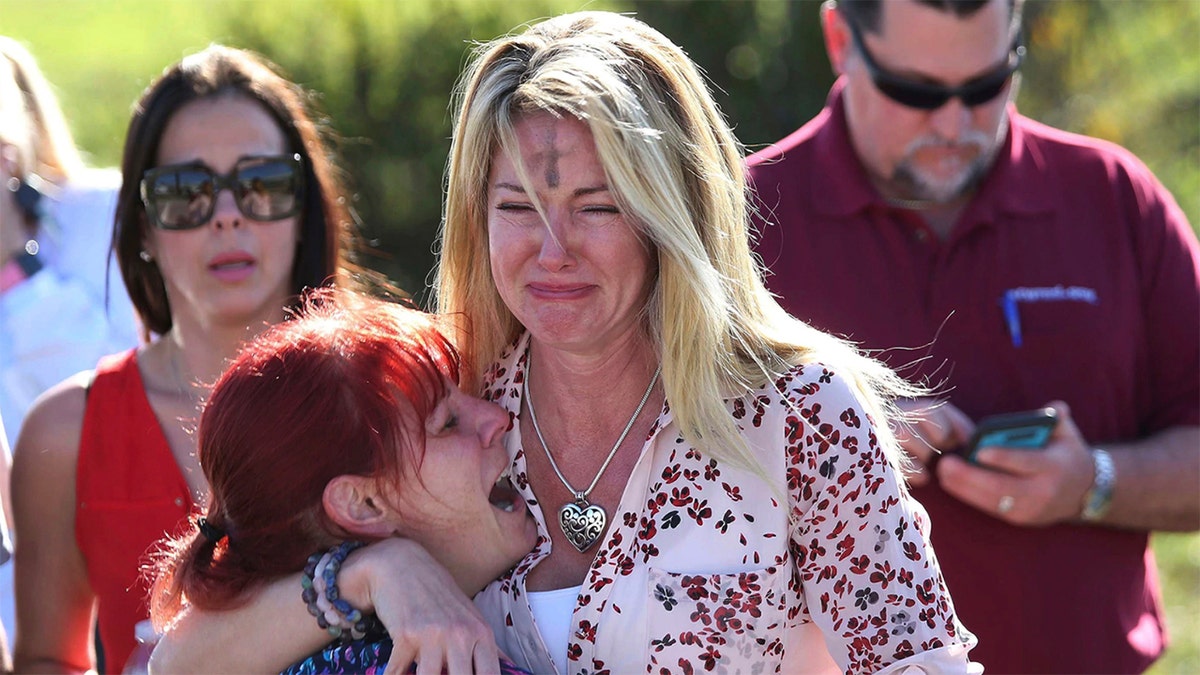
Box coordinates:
[339,539,501,675]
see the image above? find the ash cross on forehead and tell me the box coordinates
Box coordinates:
[541,125,561,188]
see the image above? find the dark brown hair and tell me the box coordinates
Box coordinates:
[836,0,1022,35]
[113,45,362,336]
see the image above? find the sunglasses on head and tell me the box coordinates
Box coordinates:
[847,20,1025,110]
[140,153,305,230]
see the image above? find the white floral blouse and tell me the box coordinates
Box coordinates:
[474,334,979,675]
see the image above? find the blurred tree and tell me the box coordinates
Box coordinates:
[203,0,1196,303]
[630,0,831,151]
[213,0,627,302]
[1019,0,1199,223]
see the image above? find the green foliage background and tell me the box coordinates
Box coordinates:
[2,1,1196,672]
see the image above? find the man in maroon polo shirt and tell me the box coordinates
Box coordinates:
[748,0,1200,672]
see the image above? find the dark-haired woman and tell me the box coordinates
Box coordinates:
[11,45,365,673]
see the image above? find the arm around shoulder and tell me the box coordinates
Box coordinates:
[11,373,99,673]
[150,538,496,675]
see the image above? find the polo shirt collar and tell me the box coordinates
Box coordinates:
[811,80,878,218]
[813,78,1054,219]
[973,106,1055,217]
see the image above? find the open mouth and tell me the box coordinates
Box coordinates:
[210,260,254,271]
[489,473,522,514]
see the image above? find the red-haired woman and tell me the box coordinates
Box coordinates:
[11,45,369,673]
[149,288,537,674]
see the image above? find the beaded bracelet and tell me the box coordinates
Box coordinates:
[301,541,378,642]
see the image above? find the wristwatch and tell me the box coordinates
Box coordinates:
[1080,448,1115,522]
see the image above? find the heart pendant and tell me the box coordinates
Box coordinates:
[558,500,607,553]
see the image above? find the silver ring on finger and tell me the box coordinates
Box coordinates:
[998,495,1015,514]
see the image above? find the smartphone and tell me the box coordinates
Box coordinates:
[963,407,1058,464]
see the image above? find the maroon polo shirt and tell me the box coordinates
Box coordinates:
[748,81,1200,674]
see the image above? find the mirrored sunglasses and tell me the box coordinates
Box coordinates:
[140,153,305,230]
[848,21,1025,110]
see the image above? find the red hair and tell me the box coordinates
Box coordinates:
[148,288,460,629]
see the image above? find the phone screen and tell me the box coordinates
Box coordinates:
[964,408,1058,464]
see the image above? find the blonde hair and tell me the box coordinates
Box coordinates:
[0,36,83,182]
[435,11,915,473]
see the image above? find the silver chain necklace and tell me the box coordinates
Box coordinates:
[885,196,937,210]
[524,360,661,553]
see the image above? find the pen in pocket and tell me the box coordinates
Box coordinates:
[1002,290,1022,348]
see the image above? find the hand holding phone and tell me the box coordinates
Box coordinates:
[963,407,1058,464]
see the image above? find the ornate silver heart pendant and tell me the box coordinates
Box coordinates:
[558,500,606,553]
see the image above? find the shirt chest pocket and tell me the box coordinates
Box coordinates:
[645,565,788,674]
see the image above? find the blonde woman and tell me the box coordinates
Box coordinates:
[155,12,978,674]
[0,36,140,656]
[0,36,138,447]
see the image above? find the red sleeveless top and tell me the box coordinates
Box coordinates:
[75,349,193,673]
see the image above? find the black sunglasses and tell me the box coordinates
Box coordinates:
[847,20,1025,110]
[140,153,305,230]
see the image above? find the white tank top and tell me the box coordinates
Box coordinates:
[527,585,582,675]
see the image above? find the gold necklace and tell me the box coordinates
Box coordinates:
[524,360,660,553]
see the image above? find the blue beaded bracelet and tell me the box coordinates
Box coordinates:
[301,541,378,642]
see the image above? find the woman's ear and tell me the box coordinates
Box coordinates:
[323,475,399,538]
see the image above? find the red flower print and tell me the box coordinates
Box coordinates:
[840,407,861,428]
[704,460,721,482]
[916,579,936,605]
[870,561,896,588]
[835,534,856,561]
[670,486,693,507]
[641,543,660,562]
[903,541,922,562]
[732,398,746,419]
[919,607,938,629]
[785,415,803,443]
[713,606,742,632]
[681,576,711,601]
[715,509,735,533]
[893,639,916,660]
[722,482,743,502]
[662,465,682,484]
[639,517,658,540]
[698,645,722,671]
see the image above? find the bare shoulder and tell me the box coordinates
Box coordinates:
[13,370,93,471]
